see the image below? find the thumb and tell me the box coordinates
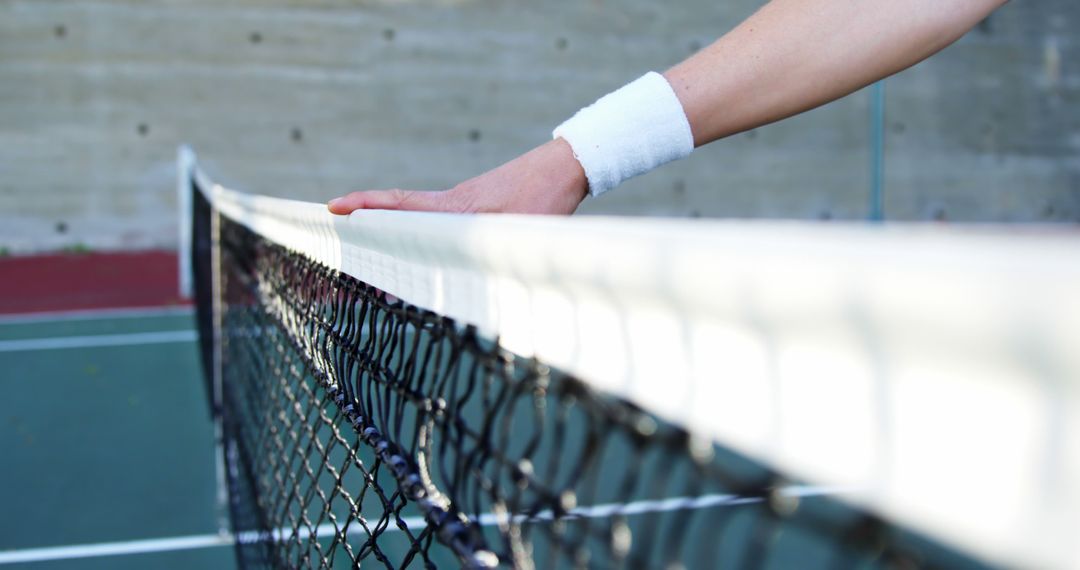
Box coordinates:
[327,189,456,214]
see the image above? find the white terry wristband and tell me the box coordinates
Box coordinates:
[553,72,694,197]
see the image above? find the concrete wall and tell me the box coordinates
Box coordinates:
[1,0,1076,253]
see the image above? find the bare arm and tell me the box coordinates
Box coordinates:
[328,0,1005,216]
[667,0,1006,146]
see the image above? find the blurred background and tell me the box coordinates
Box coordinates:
[0,1,1076,569]
[1,0,1077,256]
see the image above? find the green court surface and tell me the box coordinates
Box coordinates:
[0,309,235,569]
[0,305,1000,569]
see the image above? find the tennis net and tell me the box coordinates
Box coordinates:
[179,147,1079,569]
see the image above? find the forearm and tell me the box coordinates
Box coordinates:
[329,0,1007,216]
[666,0,1006,146]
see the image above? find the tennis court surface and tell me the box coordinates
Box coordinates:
[0,306,234,569]
[2,146,1077,569]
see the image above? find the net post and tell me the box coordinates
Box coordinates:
[177,145,196,299]
[183,144,229,535]
[209,181,230,537]
[210,199,224,417]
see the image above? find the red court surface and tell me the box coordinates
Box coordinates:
[0,250,187,315]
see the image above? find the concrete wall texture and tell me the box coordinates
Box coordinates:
[1,0,1077,253]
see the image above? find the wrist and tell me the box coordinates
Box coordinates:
[553,72,694,197]
[547,138,589,206]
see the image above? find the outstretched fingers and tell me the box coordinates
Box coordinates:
[327,189,458,214]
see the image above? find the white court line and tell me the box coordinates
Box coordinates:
[0,533,233,565]
[474,484,849,526]
[0,330,196,353]
[0,486,847,564]
[0,306,193,325]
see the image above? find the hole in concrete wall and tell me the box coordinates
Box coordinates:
[688,40,702,53]
[1043,204,1056,219]
[137,123,149,137]
[291,127,303,143]
[383,28,395,42]
[555,37,568,50]
[688,210,702,218]
[977,16,993,34]
[249,31,262,44]
[818,210,833,220]
[468,129,481,142]
[54,25,66,38]
[932,208,948,222]
[745,129,758,140]
[672,180,685,195]
[55,221,68,234]
[891,122,905,134]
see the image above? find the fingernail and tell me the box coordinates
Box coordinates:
[327,198,342,209]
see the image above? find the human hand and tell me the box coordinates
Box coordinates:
[327,138,588,216]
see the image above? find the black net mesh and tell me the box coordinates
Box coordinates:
[190,180,217,415]
[192,184,988,570]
